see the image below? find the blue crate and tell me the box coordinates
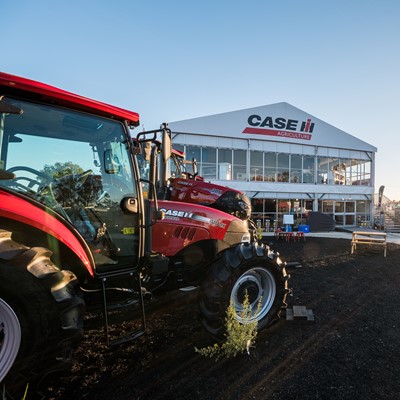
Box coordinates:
[298,225,310,233]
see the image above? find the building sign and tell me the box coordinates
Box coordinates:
[243,114,315,141]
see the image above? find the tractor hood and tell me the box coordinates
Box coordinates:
[169,178,252,220]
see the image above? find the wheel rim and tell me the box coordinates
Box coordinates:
[0,298,21,382]
[231,267,276,324]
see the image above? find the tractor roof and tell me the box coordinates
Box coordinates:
[0,72,140,127]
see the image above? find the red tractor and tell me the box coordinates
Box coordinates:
[139,124,256,237]
[0,72,289,398]
[170,146,252,222]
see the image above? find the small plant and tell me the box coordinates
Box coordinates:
[1,383,29,400]
[195,292,260,360]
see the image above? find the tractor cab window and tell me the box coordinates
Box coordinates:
[0,98,140,268]
[169,152,183,178]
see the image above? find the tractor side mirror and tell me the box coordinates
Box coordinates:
[192,158,198,176]
[104,148,120,174]
[161,124,172,166]
[155,209,165,220]
[121,197,138,214]
[143,141,152,162]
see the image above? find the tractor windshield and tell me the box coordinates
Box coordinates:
[136,148,193,185]
[136,147,186,200]
[170,152,184,178]
[0,97,140,268]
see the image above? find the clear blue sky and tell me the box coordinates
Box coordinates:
[2,0,399,199]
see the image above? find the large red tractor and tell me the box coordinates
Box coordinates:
[0,72,289,398]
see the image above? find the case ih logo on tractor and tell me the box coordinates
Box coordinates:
[0,72,289,398]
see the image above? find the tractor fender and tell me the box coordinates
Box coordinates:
[0,189,95,276]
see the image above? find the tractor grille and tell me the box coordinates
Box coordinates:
[173,226,196,240]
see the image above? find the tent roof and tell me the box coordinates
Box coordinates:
[168,102,377,152]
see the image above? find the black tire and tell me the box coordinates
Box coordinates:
[0,236,85,398]
[199,242,290,337]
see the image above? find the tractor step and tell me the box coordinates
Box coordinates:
[99,269,147,346]
[109,328,146,347]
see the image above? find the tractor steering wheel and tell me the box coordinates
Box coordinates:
[74,169,93,187]
[6,166,53,193]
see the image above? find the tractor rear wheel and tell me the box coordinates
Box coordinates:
[199,242,289,337]
[0,298,21,383]
[0,242,84,398]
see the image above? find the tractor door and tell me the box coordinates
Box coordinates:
[0,97,142,272]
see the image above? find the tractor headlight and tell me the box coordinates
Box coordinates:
[241,232,251,243]
[214,191,252,220]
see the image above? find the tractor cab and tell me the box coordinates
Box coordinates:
[0,96,145,273]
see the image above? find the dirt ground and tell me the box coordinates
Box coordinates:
[43,236,400,400]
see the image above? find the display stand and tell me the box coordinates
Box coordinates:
[283,214,294,232]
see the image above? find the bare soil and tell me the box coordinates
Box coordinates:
[43,237,400,400]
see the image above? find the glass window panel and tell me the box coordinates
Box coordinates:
[335,215,344,225]
[317,156,329,184]
[200,147,217,179]
[202,165,217,179]
[250,151,263,181]
[218,163,232,180]
[234,167,246,180]
[217,149,232,180]
[264,168,276,182]
[335,201,344,213]
[322,201,334,213]
[277,153,289,168]
[356,201,368,213]
[303,155,314,183]
[290,154,302,183]
[264,152,276,181]
[304,155,314,170]
[277,153,289,182]
[346,202,355,212]
[349,160,372,186]
[331,158,345,185]
[218,148,232,163]
[233,149,246,180]
[318,157,330,172]
[250,151,263,165]
[264,152,276,167]
[340,158,351,185]
[186,146,201,164]
[201,147,216,163]
[233,149,246,164]
[291,154,302,169]
[290,169,302,183]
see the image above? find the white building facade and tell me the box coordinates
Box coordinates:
[169,102,377,229]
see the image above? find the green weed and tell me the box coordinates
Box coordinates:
[195,292,260,360]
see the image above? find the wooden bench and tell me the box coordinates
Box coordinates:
[351,231,387,257]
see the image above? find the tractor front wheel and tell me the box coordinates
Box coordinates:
[199,242,289,338]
